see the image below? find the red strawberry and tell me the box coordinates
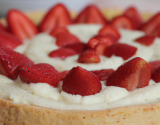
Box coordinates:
[107,57,151,91]
[7,9,38,40]
[124,6,143,29]
[151,67,160,83]
[62,66,102,96]
[39,3,72,32]
[50,27,69,37]
[18,63,60,87]
[139,13,160,35]
[74,5,108,25]
[0,31,22,49]
[59,70,69,81]
[78,49,100,63]
[87,38,100,49]
[149,61,160,74]
[151,24,160,37]
[0,46,34,80]
[92,69,114,81]
[98,25,121,39]
[63,42,86,53]
[56,32,80,47]
[134,35,155,46]
[111,15,135,30]
[94,35,118,45]
[0,22,6,32]
[49,48,77,59]
[104,43,137,60]
[94,42,109,55]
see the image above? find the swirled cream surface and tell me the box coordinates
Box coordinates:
[1,24,160,110]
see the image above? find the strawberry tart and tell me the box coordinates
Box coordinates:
[1,3,160,125]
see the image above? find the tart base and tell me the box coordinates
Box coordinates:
[0,98,160,125]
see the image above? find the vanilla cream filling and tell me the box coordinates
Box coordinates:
[1,24,160,110]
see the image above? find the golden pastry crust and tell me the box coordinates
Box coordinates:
[0,9,157,125]
[0,98,160,125]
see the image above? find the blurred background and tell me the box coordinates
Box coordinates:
[0,0,160,17]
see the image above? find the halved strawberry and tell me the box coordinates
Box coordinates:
[59,70,69,81]
[0,31,22,49]
[124,6,143,29]
[149,61,160,74]
[94,42,109,55]
[107,57,151,91]
[134,35,155,46]
[7,9,38,40]
[98,25,121,39]
[50,27,69,37]
[94,35,118,45]
[49,48,77,59]
[18,63,60,87]
[151,67,160,83]
[151,24,160,37]
[139,13,160,35]
[74,5,108,25]
[78,49,100,63]
[56,32,80,47]
[104,43,137,60]
[39,3,72,32]
[87,38,100,49]
[0,46,34,80]
[92,69,114,81]
[111,15,135,30]
[63,42,86,53]
[0,22,6,32]
[62,66,101,96]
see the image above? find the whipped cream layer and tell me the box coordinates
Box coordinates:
[1,24,160,110]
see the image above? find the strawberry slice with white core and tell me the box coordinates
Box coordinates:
[39,3,72,32]
[0,46,34,80]
[62,66,102,96]
[74,5,108,25]
[7,9,38,40]
[107,57,151,91]
[104,43,137,60]
[18,63,60,87]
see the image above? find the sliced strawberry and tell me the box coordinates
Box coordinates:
[124,6,143,29]
[111,15,135,30]
[63,42,86,53]
[78,49,100,63]
[94,42,109,55]
[49,48,77,59]
[92,69,114,81]
[0,46,34,80]
[74,5,107,25]
[50,27,69,37]
[59,70,69,81]
[0,22,6,32]
[56,32,80,47]
[104,43,137,60]
[151,24,160,37]
[98,25,121,39]
[18,63,60,87]
[151,67,160,83]
[7,9,38,40]
[62,66,101,96]
[149,61,160,75]
[0,31,22,49]
[139,13,160,35]
[134,35,155,46]
[107,57,151,91]
[39,3,72,32]
[87,38,100,49]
